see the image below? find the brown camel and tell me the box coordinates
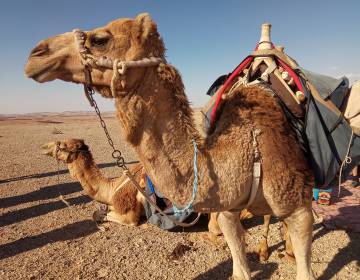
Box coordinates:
[42,139,146,226]
[25,14,314,280]
[41,139,285,262]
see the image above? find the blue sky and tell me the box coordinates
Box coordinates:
[1,0,359,114]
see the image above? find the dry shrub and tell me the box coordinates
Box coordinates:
[51,127,63,135]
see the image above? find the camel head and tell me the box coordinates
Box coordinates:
[41,139,89,163]
[25,13,165,97]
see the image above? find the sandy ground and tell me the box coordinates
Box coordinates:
[0,113,359,280]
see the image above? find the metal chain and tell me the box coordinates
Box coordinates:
[80,71,201,228]
[84,85,128,170]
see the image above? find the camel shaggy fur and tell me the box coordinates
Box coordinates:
[42,139,146,226]
[43,139,287,262]
[26,14,314,280]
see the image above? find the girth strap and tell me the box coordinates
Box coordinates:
[247,161,261,208]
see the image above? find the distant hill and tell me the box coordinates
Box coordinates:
[0,111,116,120]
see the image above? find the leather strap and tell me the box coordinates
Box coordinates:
[252,49,299,69]
[246,162,261,208]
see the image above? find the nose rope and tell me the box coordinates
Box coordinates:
[110,58,122,97]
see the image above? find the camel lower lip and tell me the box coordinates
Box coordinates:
[28,61,60,82]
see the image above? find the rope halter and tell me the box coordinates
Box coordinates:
[72,29,163,97]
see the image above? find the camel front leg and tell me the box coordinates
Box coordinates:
[105,210,140,226]
[283,221,295,262]
[217,211,250,280]
[93,209,139,226]
[257,215,271,261]
[284,207,314,280]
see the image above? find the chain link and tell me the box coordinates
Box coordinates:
[85,85,128,170]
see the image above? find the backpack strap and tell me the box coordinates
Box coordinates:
[124,170,201,228]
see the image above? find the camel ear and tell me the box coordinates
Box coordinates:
[75,139,86,151]
[76,139,89,151]
[67,139,85,152]
[135,13,157,42]
[79,143,89,151]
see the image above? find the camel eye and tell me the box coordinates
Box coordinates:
[90,34,110,47]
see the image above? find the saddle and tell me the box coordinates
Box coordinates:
[202,23,360,188]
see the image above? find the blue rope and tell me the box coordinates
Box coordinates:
[146,175,156,194]
[173,139,199,216]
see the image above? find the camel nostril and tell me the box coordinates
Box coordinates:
[30,42,49,57]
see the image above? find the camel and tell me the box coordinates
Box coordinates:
[41,139,287,262]
[25,14,314,280]
[41,138,146,225]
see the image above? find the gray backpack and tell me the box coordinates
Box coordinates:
[143,176,196,230]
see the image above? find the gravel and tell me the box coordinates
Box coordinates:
[0,114,359,279]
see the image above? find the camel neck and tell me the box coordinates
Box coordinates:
[67,152,113,204]
[114,65,201,207]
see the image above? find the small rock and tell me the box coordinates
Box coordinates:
[97,268,109,278]
[168,243,192,261]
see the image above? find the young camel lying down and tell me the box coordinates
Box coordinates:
[42,138,294,261]
[42,138,146,226]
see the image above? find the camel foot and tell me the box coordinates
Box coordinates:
[198,232,225,247]
[92,209,108,223]
[239,209,254,220]
[258,247,269,262]
[257,238,269,261]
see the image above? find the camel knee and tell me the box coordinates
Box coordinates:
[208,212,222,236]
[285,207,314,238]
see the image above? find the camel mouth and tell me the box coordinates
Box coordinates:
[41,142,56,156]
[25,60,62,83]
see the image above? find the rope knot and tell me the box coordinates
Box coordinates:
[117,61,128,75]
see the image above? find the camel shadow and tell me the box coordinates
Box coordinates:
[193,259,232,280]
[0,182,82,209]
[193,257,278,280]
[316,205,360,280]
[169,214,272,234]
[0,162,121,185]
[0,168,70,185]
[170,214,209,233]
[0,195,91,227]
[0,219,98,260]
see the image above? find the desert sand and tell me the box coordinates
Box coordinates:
[0,112,359,279]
